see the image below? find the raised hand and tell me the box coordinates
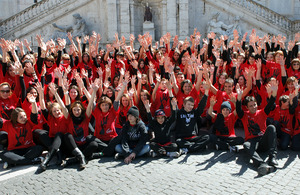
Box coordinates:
[210,96,217,107]
[35,82,44,95]
[236,83,243,100]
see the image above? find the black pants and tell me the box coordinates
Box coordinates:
[0,131,8,148]
[33,129,52,149]
[292,133,300,151]
[0,145,43,165]
[86,135,121,156]
[64,133,98,159]
[243,125,277,166]
[150,142,178,155]
[211,135,244,150]
[176,134,211,152]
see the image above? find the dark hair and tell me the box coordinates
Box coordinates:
[245,96,257,106]
[69,85,81,100]
[279,95,289,107]
[97,96,112,110]
[11,107,26,126]
[180,79,193,93]
[183,96,194,104]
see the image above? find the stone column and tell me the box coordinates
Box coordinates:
[178,0,189,40]
[166,0,177,37]
[106,0,118,41]
[161,0,167,35]
[120,0,130,39]
[129,0,135,36]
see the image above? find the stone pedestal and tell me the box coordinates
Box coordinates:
[143,21,155,41]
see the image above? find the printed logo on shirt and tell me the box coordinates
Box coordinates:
[15,128,28,147]
[247,119,261,136]
[180,113,194,126]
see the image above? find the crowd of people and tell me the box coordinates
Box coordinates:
[0,28,299,176]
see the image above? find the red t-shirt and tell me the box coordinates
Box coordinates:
[46,114,71,137]
[115,106,129,129]
[212,112,237,137]
[262,61,281,81]
[0,119,35,151]
[69,114,91,146]
[0,94,19,120]
[213,90,237,113]
[176,87,199,109]
[93,106,118,141]
[240,109,268,141]
[293,106,300,136]
[151,88,171,117]
[272,105,294,135]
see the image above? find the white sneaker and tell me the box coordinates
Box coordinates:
[3,162,8,169]
[149,150,157,158]
[180,148,188,155]
[168,152,180,158]
[229,146,239,153]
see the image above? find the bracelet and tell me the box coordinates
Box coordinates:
[64,91,69,95]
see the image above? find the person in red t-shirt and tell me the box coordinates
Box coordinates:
[273,93,297,150]
[208,98,244,151]
[0,95,43,167]
[236,82,278,176]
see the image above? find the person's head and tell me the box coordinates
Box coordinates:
[155,109,166,124]
[248,53,256,65]
[138,59,145,69]
[279,95,289,110]
[224,78,234,94]
[266,51,275,62]
[153,50,162,61]
[237,53,245,63]
[45,55,55,68]
[0,82,12,99]
[48,102,63,118]
[127,106,140,125]
[291,58,300,71]
[46,83,58,98]
[218,72,228,85]
[22,60,34,75]
[70,101,86,118]
[11,108,27,125]
[112,75,120,88]
[178,41,184,52]
[286,76,297,92]
[69,85,81,100]
[140,89,150,102]
[176,72,185,84]
[121,94,130,108]
[7,62,15,77]
[26,86,38,100]
[61,54,70,65]
[221,101,231,117]
[245,96,257,114]
[238,75,246,87]
[106,86,115,97]
[98,96,112,113]
[181,79,193,94]
[159,46,166,55]
[183,96,195,112]
[159,78,168,91]
[173,49,180,61]
[82,52,90,63]
[21,54,34,64]
[96,54,102,63]
[141,74,148,85]
[274,51,284,63]
[116,52,124,62]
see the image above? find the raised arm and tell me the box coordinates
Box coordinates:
[48,82,69,119]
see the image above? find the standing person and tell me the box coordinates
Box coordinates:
[236,81,278,176]
[115,106,150,164]
[0,94,43,168]
[174,81,212,154]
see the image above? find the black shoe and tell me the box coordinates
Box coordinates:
[72,148,86,170]
[32,157,44,164]
[39,149,57,171]
[267,157,278,166]
[257,163,274,176]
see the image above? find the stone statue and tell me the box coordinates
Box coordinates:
[207,13,231,37]
[226,16,242,40]
[144,3,152,22]
[52,13,88,41]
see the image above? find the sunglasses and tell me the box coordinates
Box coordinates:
[0,90,10,93]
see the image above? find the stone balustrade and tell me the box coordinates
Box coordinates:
[0,0,68,36]
[227,0,292,31]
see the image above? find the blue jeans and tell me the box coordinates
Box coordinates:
[115,144,150,157]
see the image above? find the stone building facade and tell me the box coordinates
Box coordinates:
[0,0,299,48]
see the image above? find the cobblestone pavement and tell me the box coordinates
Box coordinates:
[0,148,300,195]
